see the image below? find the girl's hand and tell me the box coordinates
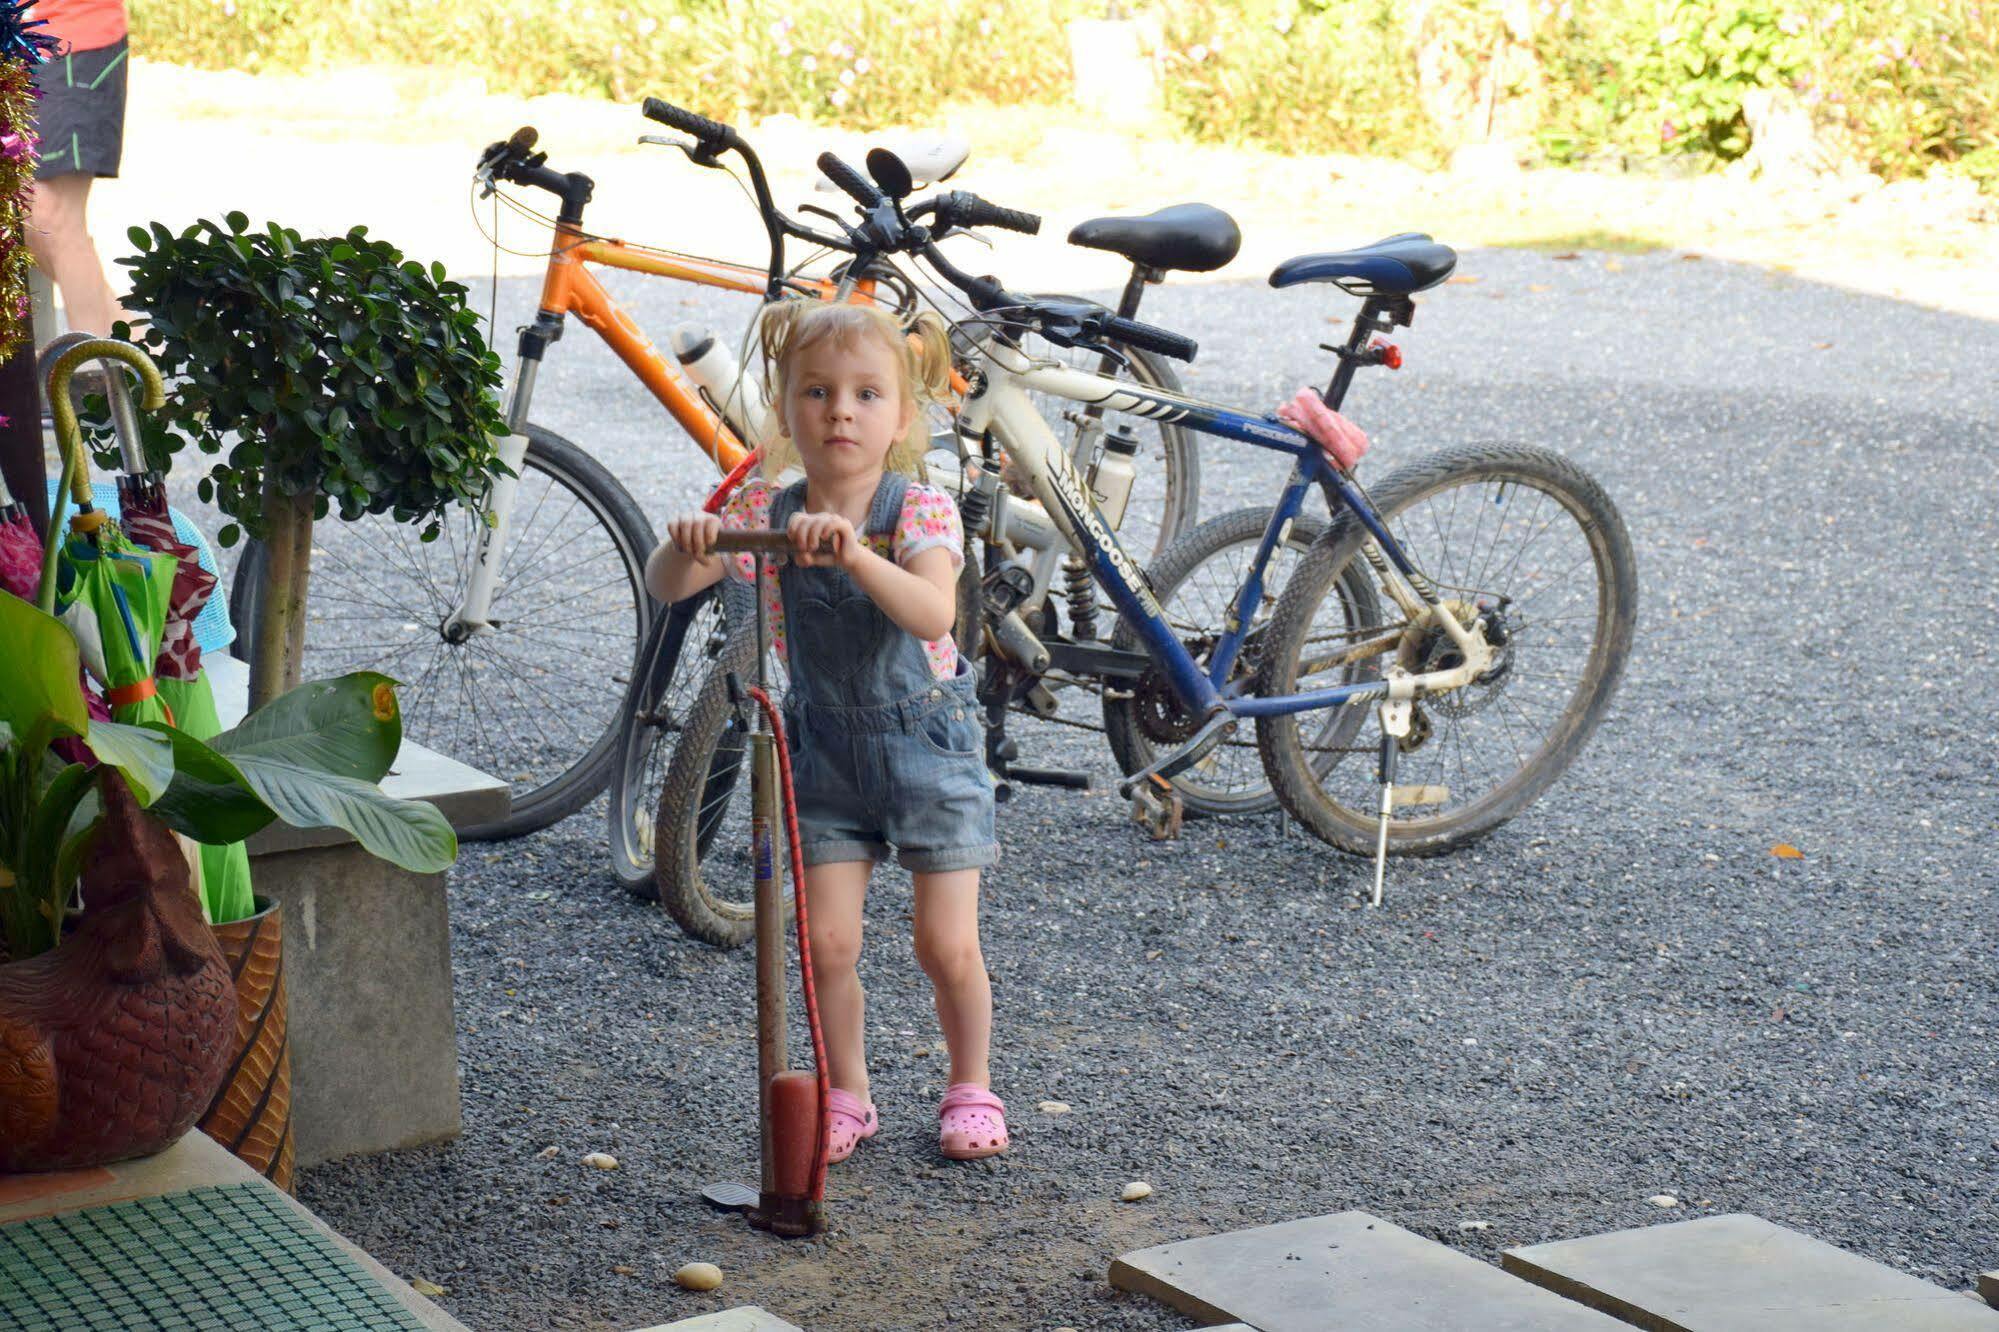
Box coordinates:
[788,511,861,569]
[668,512,724,565]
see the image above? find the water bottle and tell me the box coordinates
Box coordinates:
[671,324,774,447]
[1090,422,1141,531]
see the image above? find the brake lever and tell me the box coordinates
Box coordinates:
[637,132,699,153]
[798,202,864,246]
[936,225,993,250]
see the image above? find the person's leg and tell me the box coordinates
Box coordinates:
[27,173,123,334]
[911,868,990,1088]
[804,858,873,1100]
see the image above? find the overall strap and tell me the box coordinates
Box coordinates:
[768,476,811,531]
[864,471,911,538]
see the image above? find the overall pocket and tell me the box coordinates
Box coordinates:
[794,590,888,684]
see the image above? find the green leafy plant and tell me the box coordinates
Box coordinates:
[0,592,456,961]
[105,213,508,708]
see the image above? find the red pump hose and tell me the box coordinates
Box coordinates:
[746,684,832,1201]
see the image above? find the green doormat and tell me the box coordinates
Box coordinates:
[0,1183,432,1331]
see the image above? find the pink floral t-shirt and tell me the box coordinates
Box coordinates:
[718,476,965,680]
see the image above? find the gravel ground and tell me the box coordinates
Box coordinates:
[194,243,1996,1330]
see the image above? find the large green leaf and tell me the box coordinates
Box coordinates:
[214,671,401,782]
[146,724,278,845]
[0,594,88,741]
[227,756,456,873]
[83,720,175,806]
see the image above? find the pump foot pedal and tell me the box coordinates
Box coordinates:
[700,1181,757,1212]
[1130,776,1184,841]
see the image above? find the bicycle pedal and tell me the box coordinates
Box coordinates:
[1130,776,1184,841]
[1004,764,1091,790]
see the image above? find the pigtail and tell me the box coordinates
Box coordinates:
[904,311,955,405]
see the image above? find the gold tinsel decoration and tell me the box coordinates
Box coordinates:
[0,1,59,362]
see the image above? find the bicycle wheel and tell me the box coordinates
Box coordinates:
[1102,505,1377,817]
[1007,296,1199,564]
[231,422,656,841]
[1257,444,1638,856]
[651,607,784,948]
[604,579,747,894]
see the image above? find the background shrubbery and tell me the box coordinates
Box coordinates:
[136,0,1999,186]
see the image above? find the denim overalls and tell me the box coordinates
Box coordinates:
[772,473,997,873]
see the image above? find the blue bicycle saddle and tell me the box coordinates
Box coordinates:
[1268,233,1458,297]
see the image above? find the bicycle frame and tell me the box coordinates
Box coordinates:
[960,337,1491,724]
[444,225,873,638]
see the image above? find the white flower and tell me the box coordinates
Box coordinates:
[667,14,687,32]
[776,40,792,55]
[801,54,817,70]
[854,56,871,73]
[636,16,657,35]
[839,68,856,86]
[978,18,992,36]
[1273,13,1294,33]
[1188,43,1209,62]
[830,88,849,107]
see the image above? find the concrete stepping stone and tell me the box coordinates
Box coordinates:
[1981,1272,1998,1308]
[630,1310,804,1332]
[1503,1213,1999,1331]
[1109,1211,1625,1330]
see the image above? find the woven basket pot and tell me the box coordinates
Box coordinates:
[198,896,296,1192]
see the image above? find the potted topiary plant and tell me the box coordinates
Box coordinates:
[104,212,509,710]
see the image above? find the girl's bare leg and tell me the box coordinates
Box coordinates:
[804,858,873,1101]
[912,868,990,1087]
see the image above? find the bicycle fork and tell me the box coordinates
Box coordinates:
[443,336,545,642]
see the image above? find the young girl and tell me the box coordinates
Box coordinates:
[646,301,1007,1163]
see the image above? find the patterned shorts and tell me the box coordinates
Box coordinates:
[32,39,129,180]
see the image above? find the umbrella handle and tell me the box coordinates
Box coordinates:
[37,338,168,613]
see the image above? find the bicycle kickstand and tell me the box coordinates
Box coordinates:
[1370,698,1411,907]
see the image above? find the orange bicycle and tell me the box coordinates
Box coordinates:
[232,114,1204,843]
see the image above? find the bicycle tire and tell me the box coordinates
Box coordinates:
[1256,444,1638,856]
[231,422,656,842]
[1102,505,1378,817]
[604,579,745,894]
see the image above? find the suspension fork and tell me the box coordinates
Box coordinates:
[445,311,562,640]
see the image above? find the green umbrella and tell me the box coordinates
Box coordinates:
[52,522,178,729]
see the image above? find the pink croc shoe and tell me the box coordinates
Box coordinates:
[938,1082,1009,1160]
[826,1087,878,1164]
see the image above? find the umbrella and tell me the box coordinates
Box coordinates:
[104,368,256,925]
[1,451,114,741]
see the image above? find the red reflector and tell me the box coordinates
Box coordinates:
[1373,339,1403,369]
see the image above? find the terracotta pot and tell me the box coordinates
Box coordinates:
[198,895,296,1191]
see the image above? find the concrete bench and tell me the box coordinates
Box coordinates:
[209,654,509,1167]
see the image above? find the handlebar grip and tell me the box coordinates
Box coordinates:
[1097,313,1199,363]
[815,152,886,209]
[642,97,732,144]
[708,531,835,556]
[952,192,1041,236]
[506,125,538,155]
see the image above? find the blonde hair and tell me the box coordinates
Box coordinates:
[757,300,953,479]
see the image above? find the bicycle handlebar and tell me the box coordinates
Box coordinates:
[641,96,735,148]
[815,152,887,210]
